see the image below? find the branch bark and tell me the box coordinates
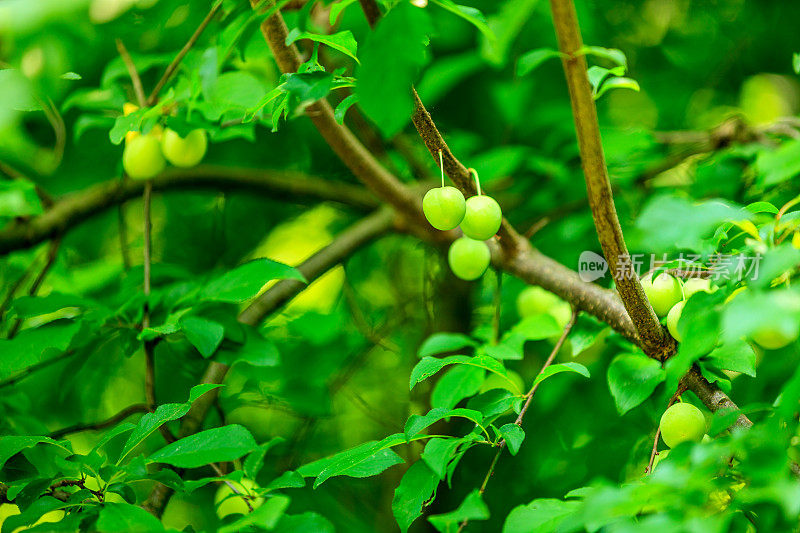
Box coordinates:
[548,0,670,358]
[0,167,377,255]
[143,208,396,516]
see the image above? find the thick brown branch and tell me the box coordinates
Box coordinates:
[0,167,377,255]
[143,208,396,516]
[548,0,669,358]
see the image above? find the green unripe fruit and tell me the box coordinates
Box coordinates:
[666,301,685,342]
[460,195,502,240]
[516,286,572,329]
[123,133,166,180]
[448,237,491,281]
[423,186,466,230]
[641,273,683,317]
[751,326,798,350]
[161,128,208,168]
[683,277,715,299]
[215,478,263,519]
[659,402,706,448]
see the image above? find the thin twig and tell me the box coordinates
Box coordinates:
[0,351,74,391]
[115,39,147,107]
[49,404,149,440]
[209,463,255,513]
[644,385,686,475]
[458,309,579,532]
[147,1,223,105]
[492,269,502,344]
[548,0,668,357]
[118,203,132,270]
[8,237,61,338]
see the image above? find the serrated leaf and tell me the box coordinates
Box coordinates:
[309,433,406,488]
[180,316,225,358]
[404,407,484,440]
[419,332,478,358]
[356,1,431,137]
[516,48,562,77]
[286,29,359,63]
[149,424,257,468]
[421,438,464,480]
[607,353,665,415]
[532,362,590,388]
[201,258,306,303]
[498,423,525,455]
[428,489,489,531]
[392,461,439,533]
[410,355,508,390]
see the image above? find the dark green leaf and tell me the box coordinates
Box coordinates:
[149,424,257,468]
[607,353,665,415]
[428,489,489,531]
[498,424,525,455]
[392,461,440,533]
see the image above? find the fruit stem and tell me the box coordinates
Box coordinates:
[438,149,444,188]
[468,167,481,196]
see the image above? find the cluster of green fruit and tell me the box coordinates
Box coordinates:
[120,103,208,180]
[641,272,796,349]
[423,167,502,281]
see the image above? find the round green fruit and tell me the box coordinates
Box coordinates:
[641,273,683,317]
[659,402,706,448]
[215,478,263,519]
[683,277,715,299]
[516,286,572,328]
[448,237,491,281]
[423,186,466,231]
[123,133,166,180]
[666,300,685,342]
[161,128,208,168]
[460,195,502,240]
[751,326,798,350]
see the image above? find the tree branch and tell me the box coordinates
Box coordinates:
[142,208,396,516]
[49,404,149,440]
[7,237,61,338]
[147,1,223,105]
[0,167,377,255]
[548,0,669,358]
[115,39,146,107]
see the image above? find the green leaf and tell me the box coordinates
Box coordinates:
[421,437,466,480]
[0,180,43,217]
[404,408,484,440]
[392,461,440,533]
[329,0,357,25]
[532,363,590,388]
[516,48,563,77]
[277,512,335,533]
[594,76,640,100]
[579,45,627,69]
[429,0,494,41]
[180,316,225,358]
[503,499,581,533]
[0,436,61,470]
[410,355,508,390]
[243,438,285,480]
[216,325,280,367]
[201,258,306,303]
[467,389,520,420]
[356,1,431,137]
[149,424,257,468]
[333,93,358,124]
[431,365,484,409]
[218,495,290,533]
[428,489,489,531]
[745,201,779,214]
[118,384,222,463]
[96,503,165,532]
[1,497,65,533]
[0,320,81,382]
[756,138,800,186]
[705,339,756,377]
[9,293,92,319]
[606,353,665,415]
[285,29,359,63]
[418,332,478,358]
[480,0,541,66]
[794,52,800,74]
[307,433,406,488]
[498,423,525,455]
